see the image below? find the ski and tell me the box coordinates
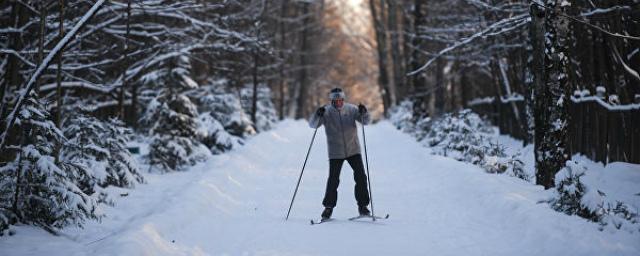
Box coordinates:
[348,214,389,221]
[310,218,333,225]
[311,214,388,225]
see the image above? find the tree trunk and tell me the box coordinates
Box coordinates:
[36,2,47,96]
[387,1,404,100]
[1,1,27,121]
[278,0,288,120]
[536,0,571,189]
[369,0,394,114]
[12,129,29,222]
[527,3,545,146]
[294,2,310,119]
[410,0,427,117]
[119,0,131,121]
[56,0,65,128]
[433,58,446,116]
[126,0,137,127]
[252,45,259,126]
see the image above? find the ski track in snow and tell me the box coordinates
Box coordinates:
[1,120,639,256]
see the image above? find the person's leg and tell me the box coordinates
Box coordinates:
[322,158,344,208]
[346,154,370,207]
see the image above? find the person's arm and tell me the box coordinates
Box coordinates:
[309,106,326,128]
[355,104,370,125]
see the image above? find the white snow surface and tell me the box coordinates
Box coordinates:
[1,120,639,256]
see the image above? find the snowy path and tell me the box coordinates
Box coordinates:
[2,120,639,256]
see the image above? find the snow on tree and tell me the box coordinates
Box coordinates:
[391,106,529,181]
[192,81,256,139]
[187,79,252,154]
[139,55,209,172]
[388,99,416,134]
[0,0,332,234]
[534,0,572,189]
[0,94,100,234]
[195,112,240,155]
[102,118,144,186]
[241,85,277,132]
[421,110,523,177]
[552,161,639,232]
[62,115,143,193]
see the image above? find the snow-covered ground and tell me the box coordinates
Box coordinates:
[1,120,638,255]
[495,132,640,224]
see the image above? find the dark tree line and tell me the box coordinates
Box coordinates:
[0,0,329,234]
[367,0,639,188]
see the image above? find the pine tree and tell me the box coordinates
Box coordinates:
[0,94,100,233]
[140,55,208,172]
[188,80,251,154]
[103,118,143,187]
[241,86,277,132]
[61,114,107,197]
[195,82,255,138]
[62,115,143,194]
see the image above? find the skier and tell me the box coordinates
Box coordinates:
[309,87,371,220]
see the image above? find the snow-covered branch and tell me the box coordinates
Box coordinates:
[408,14,529,75]
[0,0,108,152]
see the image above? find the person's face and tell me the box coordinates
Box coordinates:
[333,98,344,109]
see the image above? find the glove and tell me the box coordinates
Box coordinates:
[316,107,326,117]
[358,104,367,114]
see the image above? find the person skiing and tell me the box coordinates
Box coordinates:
[309,87,371,220]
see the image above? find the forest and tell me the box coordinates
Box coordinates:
[0,0,639,255]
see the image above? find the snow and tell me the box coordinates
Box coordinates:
[0,0,108,151]
[571,95,640,111]
[571,155,640,211]
[1,120,639,255]
[494,131,640,232]
[468,96,495,106]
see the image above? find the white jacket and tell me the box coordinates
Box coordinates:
[309,103,371,159]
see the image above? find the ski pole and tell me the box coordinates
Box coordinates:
[361,116,375,221]
[286,126,319,220]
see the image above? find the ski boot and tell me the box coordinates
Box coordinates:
[358,205,371,216]
[321,207,333,220]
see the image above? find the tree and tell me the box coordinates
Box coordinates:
[140,55,207,172]
[294,2,312,119]
[0,93,100,233]
[535,0,572,189]
[369,0,395,114]
[62,115,143,191]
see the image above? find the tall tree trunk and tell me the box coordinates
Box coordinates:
[387,1,404,100]
[402,1,414,94]
[278,0,288,120]
[536,0,571,189]
[119,0,131,121]
[410,0,427,117]
[12,129,29,222]
[126,0,136,127]
[295,2,310,119]
[432,58,444,116]
[251,44,259,126]
[251,1,267,127]
[36,2,47,96]
[1,1,26,121]
[527,3,545,146]
[56,0,65,128]
[369,0,394,114]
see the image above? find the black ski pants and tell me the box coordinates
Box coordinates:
[322,154,370,208]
